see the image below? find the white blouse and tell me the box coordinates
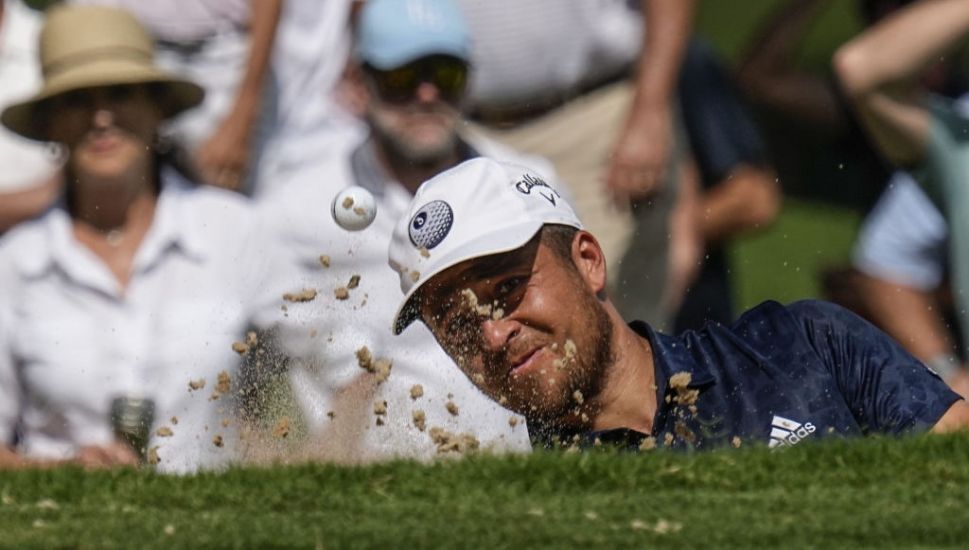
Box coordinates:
[0,167,282,473]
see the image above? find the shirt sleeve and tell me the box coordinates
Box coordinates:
[851,173,948,290]
[677,38,767,186]
[787,299,961,435]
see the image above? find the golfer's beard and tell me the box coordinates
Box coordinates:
[485,295,615,427]
[549,299,615,425]
[573,300,615,411]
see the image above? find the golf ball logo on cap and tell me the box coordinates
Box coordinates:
[409,200,453,249]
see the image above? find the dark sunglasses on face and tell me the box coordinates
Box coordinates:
[365,56,469,104]
[52,84,145,111]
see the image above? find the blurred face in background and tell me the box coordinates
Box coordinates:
[363,55,469,165]
[44,83,162,184]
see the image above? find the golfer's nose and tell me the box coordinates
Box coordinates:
[480,317,519,351]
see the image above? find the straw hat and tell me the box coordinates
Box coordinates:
[1,4,204,141]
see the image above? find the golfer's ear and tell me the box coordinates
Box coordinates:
[571,230,607,295]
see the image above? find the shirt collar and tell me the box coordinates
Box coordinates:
[137,165,209,265]
[349,135,480,196]
[349,138,391,198]
[12,207,119,297]
[629,320,717,436]
[14,165,208,280]
[630,320,717,393]
[16,206,66,278]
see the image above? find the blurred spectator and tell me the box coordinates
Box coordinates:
[258,0,366,194]
[736,0,898,209]
[0,5,282,472]
[672,39,780,332]
[263,0,543,461]
[834,0,969,394]
[69,0,282,195]
[738,0,967,378]
[0,0,62,234]
[458,0,694,329]
[851,172,962,375]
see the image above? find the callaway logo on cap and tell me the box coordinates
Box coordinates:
[388,157,581,334]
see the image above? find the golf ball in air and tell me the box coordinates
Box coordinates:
[331,186,377,231]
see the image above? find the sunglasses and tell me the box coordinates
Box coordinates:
[365,56,469,104]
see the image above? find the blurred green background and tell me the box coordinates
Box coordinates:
[696,0,863,66]
[696,0,867,310]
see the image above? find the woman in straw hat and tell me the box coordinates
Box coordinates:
[0,5,285,472]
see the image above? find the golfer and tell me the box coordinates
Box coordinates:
[389,158,969,449]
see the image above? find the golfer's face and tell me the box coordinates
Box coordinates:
[419,236,598,419]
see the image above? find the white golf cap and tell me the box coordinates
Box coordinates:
[389,157,582,335]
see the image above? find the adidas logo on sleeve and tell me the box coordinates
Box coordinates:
[768,415,816,448]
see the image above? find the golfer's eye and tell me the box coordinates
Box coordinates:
[447,310,475,336]
[432,302,463,336]
[436,311,479,355]
[494,275,527,307]
[495,276,520,295]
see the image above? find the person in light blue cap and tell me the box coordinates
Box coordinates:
[352,0,475,187]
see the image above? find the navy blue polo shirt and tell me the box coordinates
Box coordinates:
[573,300,962,450]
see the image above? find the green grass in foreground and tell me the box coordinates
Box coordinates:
[1,435,968,548]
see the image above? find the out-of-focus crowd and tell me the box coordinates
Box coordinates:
[0,0,966,472]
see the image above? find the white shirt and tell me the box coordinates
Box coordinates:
[0,0,62,193]
[271,0,354,135]
[457,0,642,109]
[263,134,562,460]
[70,0,250,42]
[260,0,366,192]
[0,167,282,473]
[853,172,948,290]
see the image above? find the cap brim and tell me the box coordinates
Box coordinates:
[391,220,544,335]
[1,61,204,141]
